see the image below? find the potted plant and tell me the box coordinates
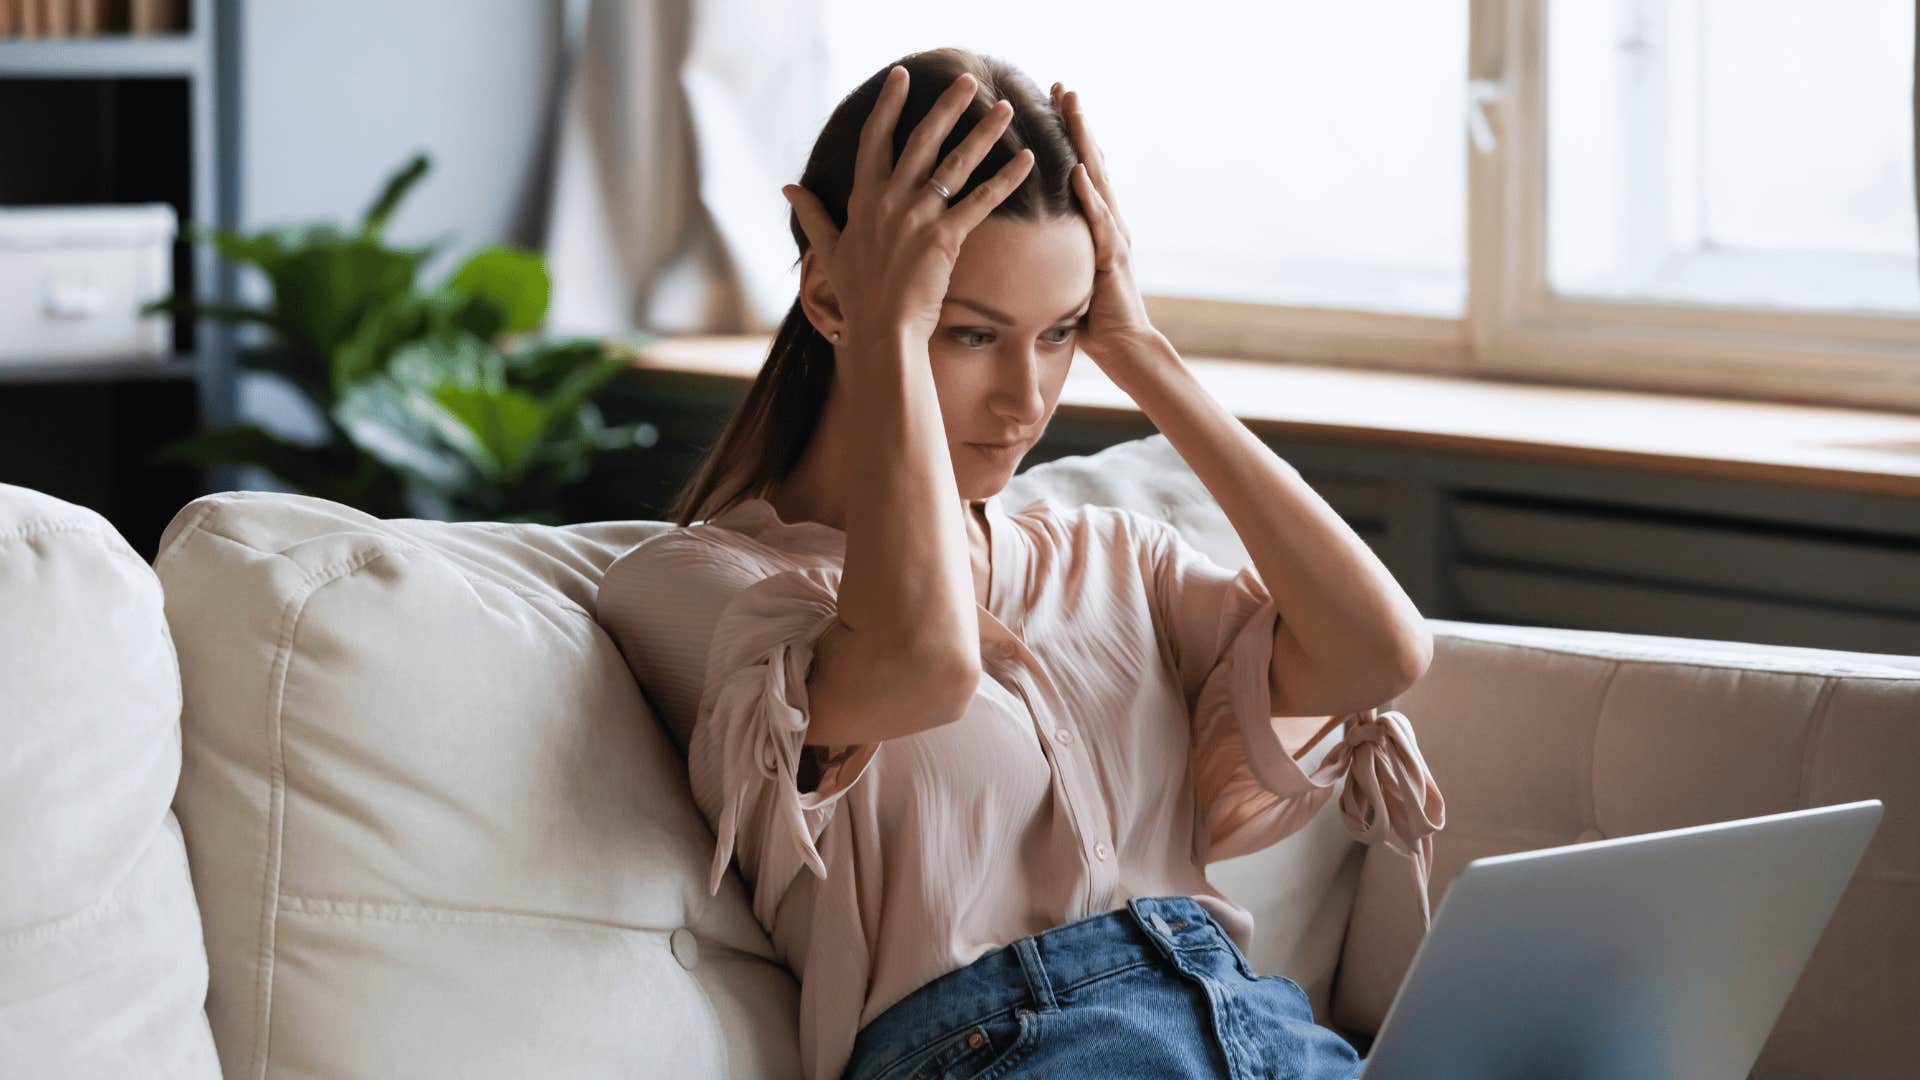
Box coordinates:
[146,152,654,523]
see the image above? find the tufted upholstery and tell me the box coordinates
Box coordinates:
[1,430,1913,1078]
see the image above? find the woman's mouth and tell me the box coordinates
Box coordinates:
[968,441,1021,462]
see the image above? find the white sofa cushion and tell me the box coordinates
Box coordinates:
[0,483,220,1079]
[152,492,804,1078]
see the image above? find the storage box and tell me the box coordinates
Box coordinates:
[0,203,177,366]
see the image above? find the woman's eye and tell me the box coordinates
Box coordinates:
[947,326,1077,349]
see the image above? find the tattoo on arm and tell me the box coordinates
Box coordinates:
[814,744,861,769]
[799,743,861,793]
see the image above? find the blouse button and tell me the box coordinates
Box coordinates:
[1094,841,1111,861]
[993,641,1018,661]
[1051,727,1073,746]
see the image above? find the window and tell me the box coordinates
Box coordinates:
[1546,0,1917,314]
[816,0,1920,410]
[820,2,1467,317]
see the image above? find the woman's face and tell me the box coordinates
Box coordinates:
[930,214,1096,501]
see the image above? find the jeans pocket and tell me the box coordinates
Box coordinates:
[881,1008,1039,1080]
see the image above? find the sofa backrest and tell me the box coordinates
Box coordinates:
[1337,618,1920,1078]
[0,483,220,1078]
[151,491,815,1078]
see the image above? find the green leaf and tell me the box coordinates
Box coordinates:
[328,292,429,396]
[272,238,423,355]
[211,224,350,277]
[234,342,332,405]
[139,294,279,330]
[537,351,630,429]
[502,336,616,396]
[429,385,550,484]
[333,377,487,492]
[361,153,432,237]
[386,332,504,394]
[446,247,550,334]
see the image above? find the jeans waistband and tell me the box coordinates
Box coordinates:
[847,895,1234,1070]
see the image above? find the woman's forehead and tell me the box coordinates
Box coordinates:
[949,217,1094,319]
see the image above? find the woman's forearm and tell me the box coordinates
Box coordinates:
[835,327,982,677]
[1107,331,1432,713]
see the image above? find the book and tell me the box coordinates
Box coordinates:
[129,0,180,34]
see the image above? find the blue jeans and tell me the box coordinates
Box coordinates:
[842,895,1366,1080]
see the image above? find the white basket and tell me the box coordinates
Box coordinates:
[0,204,179,366]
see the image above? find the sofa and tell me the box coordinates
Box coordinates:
[3,433,1915,1079]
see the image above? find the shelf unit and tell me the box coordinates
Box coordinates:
[0,0,239,559]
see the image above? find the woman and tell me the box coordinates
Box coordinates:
[597,47,1445,1080]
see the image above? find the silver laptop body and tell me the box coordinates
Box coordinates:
[1355,799,1883,1080]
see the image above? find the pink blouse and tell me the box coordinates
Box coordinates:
[595,490,1445,1080]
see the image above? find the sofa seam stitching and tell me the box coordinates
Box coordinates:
[153,493,230,570]
[158,509,603,620]
[247,545,396,1080]
[1586,659,1623,837]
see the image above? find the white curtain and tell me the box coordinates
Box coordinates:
[542,0,831,335]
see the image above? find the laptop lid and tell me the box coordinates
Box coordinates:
[1356,799,1883,1080]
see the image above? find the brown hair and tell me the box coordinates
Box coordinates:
[663,46,1085,526]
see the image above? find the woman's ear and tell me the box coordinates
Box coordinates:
[797,250,846,341]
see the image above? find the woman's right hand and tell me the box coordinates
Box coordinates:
[782,65,1035,349]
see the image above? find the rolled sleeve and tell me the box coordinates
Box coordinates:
[1142,514,1446,928]
[689,565,880,928]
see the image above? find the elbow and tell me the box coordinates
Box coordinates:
[900,640,983,720]
[1384,626,1433,694]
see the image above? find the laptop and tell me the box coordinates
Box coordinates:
[1353,799,1883,1080]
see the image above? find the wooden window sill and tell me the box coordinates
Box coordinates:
[630,334,1920,500]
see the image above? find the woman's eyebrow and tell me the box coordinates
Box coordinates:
[945,294,1094,325]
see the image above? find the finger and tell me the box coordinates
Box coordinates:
[1061,89,1123,220]
[1060,89,1131,248]
[927,98,1014,203]
[945,148,1035,236]
[852,65,909,215]
[1071,162,1125,270]
[782,184,840,256]
[889,72,980,204]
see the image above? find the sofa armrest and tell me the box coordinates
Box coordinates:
[1333,617,1920,1078]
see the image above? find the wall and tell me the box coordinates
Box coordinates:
[231,0,569,447]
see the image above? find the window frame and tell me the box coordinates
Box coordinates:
[1145,0,1920,412]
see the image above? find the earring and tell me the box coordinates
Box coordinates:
[830,330,842,343]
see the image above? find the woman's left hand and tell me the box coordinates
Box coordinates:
[1052,82,1162,372]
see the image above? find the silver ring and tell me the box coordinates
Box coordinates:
[927,178,952,201]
